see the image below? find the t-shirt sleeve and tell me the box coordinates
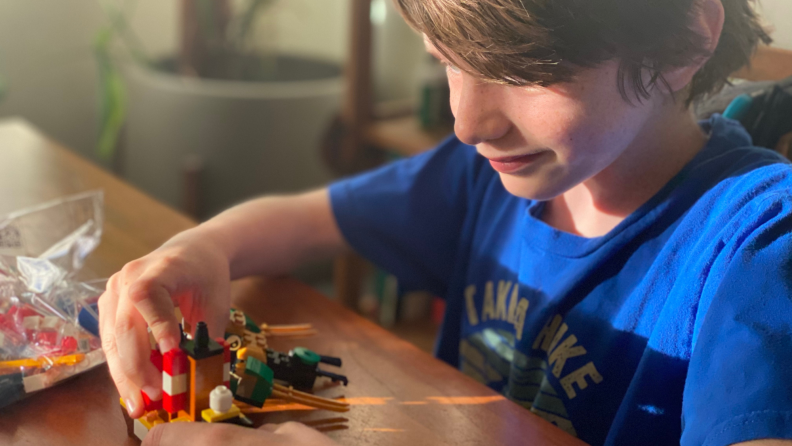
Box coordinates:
[682,195,792,446]
[328,136,486,297]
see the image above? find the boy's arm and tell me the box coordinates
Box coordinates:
[99,188,346,418]
[198,188,347,279]
[681,199,792,446]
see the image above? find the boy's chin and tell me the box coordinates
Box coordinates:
[499,173,566,201]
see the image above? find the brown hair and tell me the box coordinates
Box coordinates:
[395,0,771,104]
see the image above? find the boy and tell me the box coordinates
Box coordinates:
[99,0,791,445]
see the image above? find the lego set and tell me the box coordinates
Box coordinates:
[122,309,349,441]
[0,303,104,409]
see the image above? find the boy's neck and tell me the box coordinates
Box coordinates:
[542,107,708,238]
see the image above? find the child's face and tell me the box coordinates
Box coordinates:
[425,39,663,201]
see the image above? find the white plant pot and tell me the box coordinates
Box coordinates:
[123,56,342,219]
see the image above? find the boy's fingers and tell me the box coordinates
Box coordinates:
[126,274,181,353]
[144,422,279,446]
[115,291,162,402]
[98,282,143,418]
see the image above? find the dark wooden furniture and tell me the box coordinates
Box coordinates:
[0,119,582,445]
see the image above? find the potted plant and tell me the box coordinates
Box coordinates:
[97,0,343,219]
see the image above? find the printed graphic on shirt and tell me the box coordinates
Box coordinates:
[459,282,604,437]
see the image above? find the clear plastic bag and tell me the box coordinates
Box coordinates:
[0,191,107,408]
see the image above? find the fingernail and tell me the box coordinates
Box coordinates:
[159,337,177,353]
[142,386,162,401]
[125,398,136,416]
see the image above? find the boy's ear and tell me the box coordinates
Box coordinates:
[663,0,725,93]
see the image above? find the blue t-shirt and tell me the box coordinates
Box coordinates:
[329,115,792,446]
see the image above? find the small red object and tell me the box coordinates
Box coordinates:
[163,349,187,376]
[59,336,78,354]
[141,390,163,411]
[150,348,163,373]
[34,331,58,347]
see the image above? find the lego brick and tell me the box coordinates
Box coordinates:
[219,338,230,363]
[201,404,241,423]
[22,316,41,331]
[133,419,148,441]
[163,392,187,414]
[163,349,187,375]
[188,353,225,421]
[0,372,25,410]
[33,331,58,347]
[41,316,62,330]
[141,390,163,411]
[266,349,317,390]
[181,321,224,360]
[150,349,163,373]
[180,337,224,360]
[232,376,267,408]
[244,356,273,381]
[59,336,78,354]
[243,331,267,350]
[223,362,230,387]
[162,372,187,395]
[23,372,48,393]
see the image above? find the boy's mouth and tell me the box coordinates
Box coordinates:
[486,152,547,174]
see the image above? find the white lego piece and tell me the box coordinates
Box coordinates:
[209,385,233,413]
[23,373,48,393]
[22,316,42,330]
[223,362,230,383]
[41,316,62,330]
[162,372,187,395]
[133,419,149,441]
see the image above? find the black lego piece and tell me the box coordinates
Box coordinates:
[265,348,348,390]
[180,321,224,360]
[0,372,26,410]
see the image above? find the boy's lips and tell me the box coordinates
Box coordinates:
[487,151,547,174]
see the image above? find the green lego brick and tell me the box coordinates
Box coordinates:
[243,357,274,403]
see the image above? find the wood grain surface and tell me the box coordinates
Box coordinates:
[0,119,582,445]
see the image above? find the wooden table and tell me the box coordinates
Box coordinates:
[0,119,582,445]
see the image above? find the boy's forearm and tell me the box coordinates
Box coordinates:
[177,188,348,279]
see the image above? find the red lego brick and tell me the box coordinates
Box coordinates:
[141,389,163,411]
[59,336,78,354]
[33,331,58,347]
[217,338,231,363]
[163,349,187,376]
[162,391,187,414]
[150,349,163,373]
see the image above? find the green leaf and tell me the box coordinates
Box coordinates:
[95,26,127,160]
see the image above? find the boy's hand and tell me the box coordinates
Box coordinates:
[143,421,341,446]
[98,230,232,419]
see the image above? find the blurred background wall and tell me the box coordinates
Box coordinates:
[0,0,423,169]
[0,0,785,188]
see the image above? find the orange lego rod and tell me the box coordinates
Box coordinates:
[271,384,350,412]
[270,390,350,413]
[260,324,317,337]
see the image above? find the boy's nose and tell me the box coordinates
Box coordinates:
[452,77,511,146]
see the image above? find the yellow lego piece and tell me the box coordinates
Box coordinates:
[201,403,241,423]
[139,411,166,429]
